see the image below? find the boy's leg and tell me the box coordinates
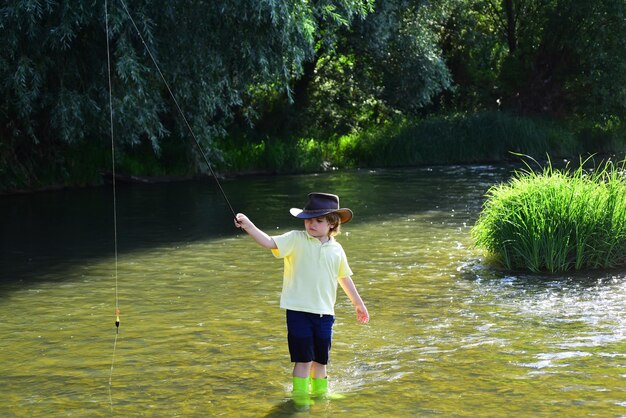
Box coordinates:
[310,362,326,378]
[286,312,335,401]
[287,311,315,369]
[310,314,334,397]
[287,311,316,407]
[293,361,313,378]
[310,362,329,398]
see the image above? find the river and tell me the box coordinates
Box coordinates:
[1,165,625,417]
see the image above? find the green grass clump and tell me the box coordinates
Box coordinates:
[472,157,626,273]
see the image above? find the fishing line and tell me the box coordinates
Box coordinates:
[117,0,237,219]
[105,0,121,411]
[106,0,240,408]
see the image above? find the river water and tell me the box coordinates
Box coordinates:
[1,165,625,417]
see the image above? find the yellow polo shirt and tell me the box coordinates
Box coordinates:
[271,230,353,315]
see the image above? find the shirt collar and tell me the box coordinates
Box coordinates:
[304,231,335,245]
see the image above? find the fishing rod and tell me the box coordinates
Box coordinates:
[117,0,238,219]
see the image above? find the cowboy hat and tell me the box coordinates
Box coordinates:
[289,192,353,224]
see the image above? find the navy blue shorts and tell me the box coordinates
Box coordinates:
[286,310,335,364]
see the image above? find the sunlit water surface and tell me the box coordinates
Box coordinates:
[1,166,625,417]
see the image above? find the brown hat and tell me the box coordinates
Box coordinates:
[289,192,353,224]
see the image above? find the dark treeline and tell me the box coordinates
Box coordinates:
[2,0,626,192]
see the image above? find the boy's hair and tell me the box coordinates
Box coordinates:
[323,212,342,237]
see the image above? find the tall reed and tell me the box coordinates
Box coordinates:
[472,157,626,273]
[344,112,576,167]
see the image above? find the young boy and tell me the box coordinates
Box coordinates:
[234,192,369,404]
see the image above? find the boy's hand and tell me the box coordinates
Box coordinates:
[356,303,369,324]
[339,277,369,324]
[234,213,250,229]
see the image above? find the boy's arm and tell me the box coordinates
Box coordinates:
[339,276,369,323]
[234,213,277,249]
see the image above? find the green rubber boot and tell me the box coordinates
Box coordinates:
[292,376,313,408]
[312,377,345,400]
[311,377,329,398]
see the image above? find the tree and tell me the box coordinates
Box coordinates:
[532,1,626,119]
[0,0,372,184]
[301,0,454,135]
[441,0,626,120]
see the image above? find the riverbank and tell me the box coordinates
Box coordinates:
[2,111,624,195]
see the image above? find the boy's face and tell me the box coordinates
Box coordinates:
[304,217,332,241]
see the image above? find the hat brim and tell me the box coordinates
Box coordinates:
[290,208,353,224]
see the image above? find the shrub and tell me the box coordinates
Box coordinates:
[472,156,626,273]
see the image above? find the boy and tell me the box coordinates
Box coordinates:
[234,192,369,405]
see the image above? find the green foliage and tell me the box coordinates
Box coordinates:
[114,135,193,177]
[0,0,372,189]
[344,112,576,167]
[573,116,626,155]
[306,52,389,134]
[439,0,510,110]
[441,0,626,119]
[0,137,110,193]
[3,0,626,192]
[349,0,453,113]
[542,1,626,118]
[221,136,339,174]
[218,111,585,174]
[472,157,626,273]
[297,0,453,137]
